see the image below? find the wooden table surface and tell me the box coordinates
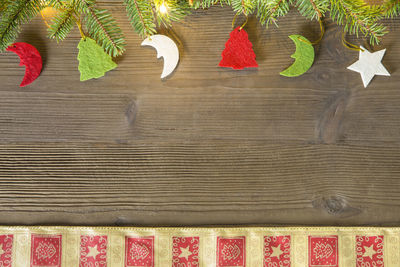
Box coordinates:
[1,2,400,226]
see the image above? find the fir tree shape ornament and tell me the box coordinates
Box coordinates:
[219,26,258,70]
[77,37,117,81]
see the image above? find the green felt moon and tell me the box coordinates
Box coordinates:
[280,35,315,77]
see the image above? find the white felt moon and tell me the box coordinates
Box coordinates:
[141,34,179,79]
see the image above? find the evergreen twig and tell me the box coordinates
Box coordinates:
[0,0,42,51]
[47,0,66,9]
[153,0,190,27]
[0,1,8,13]
[256,0,292,27]
[231,0,256,15]
[295,0,329,20]
[124,0,156,37]
[382,0,400,18]
[48,3,77,42]
[330,0,387,44]
[193,0,229,8]
[0,0,399,54]
[84,6,126,56]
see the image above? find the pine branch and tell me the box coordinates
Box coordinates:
[84,6,126,56]
[0,0,42,51]
[192,0,229,9]
[47,0,66,9]
[74,0,96,13]
[124,0,156,37]
[330,0,387,44]
[0,1,7,13]
[48,3,77,42]
[231,0,256,15]
[153,0,190,27]
[257,0,292,26]
[381,0,400,18]
[296,0,330,20]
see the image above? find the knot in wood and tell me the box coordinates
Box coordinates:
[321,196,345,215]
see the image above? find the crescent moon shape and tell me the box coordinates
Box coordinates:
[280,35,314,77]
[141,35,179,79]
[6,42,42,87]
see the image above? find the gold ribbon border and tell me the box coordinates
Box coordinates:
[2,226,400,266]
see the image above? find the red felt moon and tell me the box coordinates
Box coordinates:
[6,42,42,87]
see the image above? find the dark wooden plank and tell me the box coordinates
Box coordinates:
[0,3,399,226]
[0,142,399,226]
[0,91,136,142]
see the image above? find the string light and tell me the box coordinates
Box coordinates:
[159,2,168,14]
[40,6,58,28]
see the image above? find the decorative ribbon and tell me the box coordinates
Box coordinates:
[0,226,398,266]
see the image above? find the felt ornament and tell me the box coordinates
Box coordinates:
[280,35,315,77]
[347,46,390,87]
[219,27,258,70]
[77,37,117,81]
[6,42,42,87]
[141,34,180,79]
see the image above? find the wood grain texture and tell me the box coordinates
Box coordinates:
[0,2,400,226]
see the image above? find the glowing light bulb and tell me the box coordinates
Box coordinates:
[159,2,168,14]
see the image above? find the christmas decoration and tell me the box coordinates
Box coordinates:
[77,38,117,81]
[6,42,42,87]
[347,46,390,87]
[1,1,396,54]
[141,34,180,79]
[362,244,377,259]
[35,242,57,260]
[178,245,192,261]
[313,242,334,259]
[0,0,399,82]
[221,244,241,260]
[130,242,150,260]
[280,35,315,77]
[219,27,258,70]
[39,6,59,28]
[2,227,400,266]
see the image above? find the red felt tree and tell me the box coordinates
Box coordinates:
[219,27,258,70]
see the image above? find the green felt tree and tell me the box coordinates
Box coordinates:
[77,37,117,81]
[0,0,399,55]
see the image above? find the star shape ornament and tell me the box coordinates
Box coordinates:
[362,244,376,259]
[86,244,100,259]
[270,244,284,258]
[178,245,192,261]
[347,46,390,88]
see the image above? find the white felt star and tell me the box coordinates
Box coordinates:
[178,245,192,261]
[86,245,100,259]
[347,46,390,88]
